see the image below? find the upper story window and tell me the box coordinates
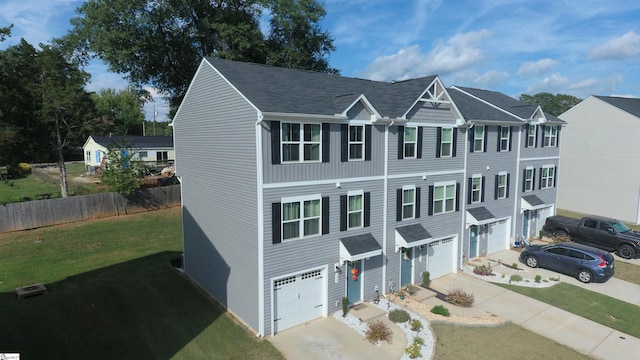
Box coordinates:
[541,165,556,189]
[404,127,417,158]
[496,172,508,199]
[402,186,416,220]
[527,125,537,147]
[440,128,453,157]
[347,190,363,229]
[473,125,485,152]
[282,122,321,162]
[499,126,510,151]
[281,195,321,241]
[523,167,534,192]
[543,126,558,147]
[470,175,483,203]
[433,182,456,215]
[349,125,364,160]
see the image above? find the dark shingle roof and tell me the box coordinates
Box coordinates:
[92,135,173,149]
[448,87,522,123]
[206,57,437,118]
[595,96,640,118]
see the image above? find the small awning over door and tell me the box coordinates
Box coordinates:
[466,206,496,226]
[395,223,432,252]
[521,195,547,211]
[339,233,382,263]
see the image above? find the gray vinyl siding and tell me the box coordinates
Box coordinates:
[514,157,560,238]
[519,125,562,158]
[407,103,458,124]
[385,174,464,288]
[174,61,261,332]
[263,123,386,183]
[262,180,385,334]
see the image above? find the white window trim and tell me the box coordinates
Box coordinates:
[474,125,485,152]
[440,127,453,157]
[348,125,365,161]
[404,126,418,159]
[499,126,510,152]
[527,124,537,147]
[433,181,456,215]
[524,166,534,192]
[471,174,482,204]
[497,171,507,199]
[541,165,555,189]
[347,190,364,229]
[281,122,322,164]
[402,185,416,220]
[544,126,557,147]
[281,194,322,242]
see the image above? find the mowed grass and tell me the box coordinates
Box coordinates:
[0,174,62,204]
[0,208,283,360]
[498,282,640,338]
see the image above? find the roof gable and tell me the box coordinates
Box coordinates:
[595,96,640,118]
[89,135,174,149]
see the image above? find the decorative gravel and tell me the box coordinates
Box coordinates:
[333,298,434,360]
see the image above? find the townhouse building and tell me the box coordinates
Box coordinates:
[172,58,563,337]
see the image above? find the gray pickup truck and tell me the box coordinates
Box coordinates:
[543,215,640,259]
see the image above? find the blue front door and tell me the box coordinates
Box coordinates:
[400,248,412,286]
[346,261,361,304]
[469,226,478,258]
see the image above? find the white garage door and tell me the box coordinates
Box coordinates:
[273,269,324,333]
[427,237,456,279]
[488,220,509,255]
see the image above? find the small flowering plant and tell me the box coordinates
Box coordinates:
[473,264,494,276]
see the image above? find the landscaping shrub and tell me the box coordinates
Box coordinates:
[445,288,474,307]
[365,320,393,344]
[473,264,493,276]
[510,274,523,282]
[413,336,425,345]
[18,163,32,174]
[421,271,431,288]
[410,318,423,332]
[388,309,411,323]
[511,262,518,269]
[535,275,542,283]
[431,305,450,317]
[341,297,349,317]
[405,338,423,359]
[553,233,572,243]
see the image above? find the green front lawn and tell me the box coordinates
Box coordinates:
[498,282,640,338]
[0,208,283,359]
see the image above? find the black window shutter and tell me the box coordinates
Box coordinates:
[415,187,421,218]
[481,176,486,202]
[469,127,475,153]
[494,174,499,200]
[396,189,402,221]
[506,174,511,198]
[508,127,513,151]
[397,126,404,159]
[483,127,488,152]
[365,125,372,161]
[538,168,543,190]
[417,127,423,159]
[525,125,530,148]
[540,125,545,148]
[452,128,458,157]
[364,192,371,227]
[556,127,561,148]
[436,127,442,158]
[322,197,330,234]
[272,202,281,244]
[532,168,536,190]
[340,195,347,231]
[467,177,472,204]
[497,126,502,152]
[271,121,281,165]
[522,169,527,192]
[553,166,558,187]
[322,123,330,163]
[455,183,461,212]
[428,185,434,216]
[341,124,348,162]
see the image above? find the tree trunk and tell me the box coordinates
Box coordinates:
[54,111,69,198]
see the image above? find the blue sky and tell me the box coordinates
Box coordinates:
[2,0,640,122]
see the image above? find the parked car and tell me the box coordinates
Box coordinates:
[543,215,640,259]
[519,242,614,283]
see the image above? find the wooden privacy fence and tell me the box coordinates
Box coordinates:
[0,185,181,233]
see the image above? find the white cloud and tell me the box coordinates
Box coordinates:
[361,30,491,81]
[587,31,640,60]
[517,58,558,75]
[472,70,510,88]
[525,73,569,94]
[525,72,624,98]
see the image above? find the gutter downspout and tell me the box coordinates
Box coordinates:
[382,123,389,294]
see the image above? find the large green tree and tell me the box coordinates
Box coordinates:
[59,0,335,113]
[90,87,146,136]
[519,93,582,117]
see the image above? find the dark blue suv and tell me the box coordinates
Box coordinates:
[519,242,614,283]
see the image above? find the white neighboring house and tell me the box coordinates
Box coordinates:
[82,135,174,174]
[558,95,640,224]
